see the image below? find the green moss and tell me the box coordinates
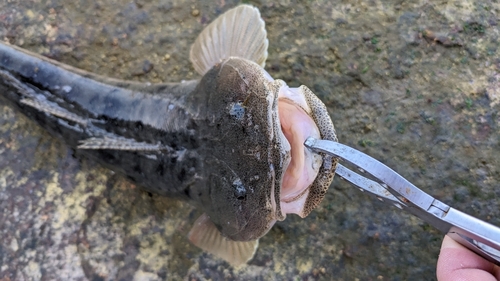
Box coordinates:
[358,139,374,147]
[396,122,406,134]
[465,97,473,109]
[424,116,435,125]
[463,22,486,34]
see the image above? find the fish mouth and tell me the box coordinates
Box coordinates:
[276,80,326,217]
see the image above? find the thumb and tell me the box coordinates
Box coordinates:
[437,235,499,281]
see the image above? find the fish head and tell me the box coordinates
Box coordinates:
[197,57,338,241]
[197,57,288,241]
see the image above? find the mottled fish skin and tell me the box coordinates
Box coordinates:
[0,42,200,199]
[0,42,287,242]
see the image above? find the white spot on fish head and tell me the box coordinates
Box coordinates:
[62,85,72,93]
[229,102,245,120]
[168,104,175,111]
[232,178,247,200]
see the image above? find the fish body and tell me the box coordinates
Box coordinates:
[0,43,200,198]
[0,5,337,265]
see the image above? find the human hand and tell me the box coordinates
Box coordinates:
[437,235,500,281]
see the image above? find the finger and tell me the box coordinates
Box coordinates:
[437,235,498,281]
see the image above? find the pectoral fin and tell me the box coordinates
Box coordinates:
[190,5,268,75]
[188,213,258,266]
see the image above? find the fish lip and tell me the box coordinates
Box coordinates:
[272,83,290,221]
[262,78,291,221]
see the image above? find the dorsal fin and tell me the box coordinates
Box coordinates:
[190,5,268,75]
[188,213,259,266]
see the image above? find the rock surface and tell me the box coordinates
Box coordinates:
[1,0,499,280]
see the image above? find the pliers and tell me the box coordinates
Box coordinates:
[304,137,500,265]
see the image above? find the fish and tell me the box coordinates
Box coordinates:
[0,5,338,265]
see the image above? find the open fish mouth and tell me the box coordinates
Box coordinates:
[270,78,338,219]
[278,85,323,215]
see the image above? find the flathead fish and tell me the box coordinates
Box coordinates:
[0,5,337,265]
